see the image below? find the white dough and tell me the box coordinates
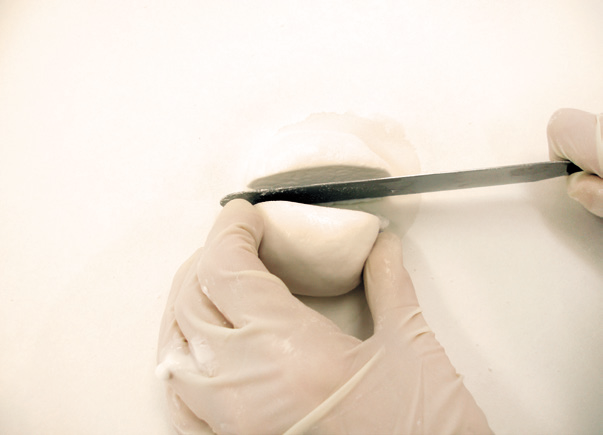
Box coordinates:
[244,113,421,235]
[255,201,380,297]
[244,113,421,338]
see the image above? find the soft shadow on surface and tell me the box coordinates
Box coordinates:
[296,285,374,340]
[526,177,603,275]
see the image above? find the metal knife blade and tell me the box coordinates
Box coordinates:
[220,161,580,206]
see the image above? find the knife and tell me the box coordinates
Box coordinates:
[220,161,580,206]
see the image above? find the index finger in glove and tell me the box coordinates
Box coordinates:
[547,108,603,176]
[187,199,304,329]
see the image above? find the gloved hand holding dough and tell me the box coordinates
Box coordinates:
[547,108,603,217]
[157,199,492,434]
[255,201,381,297]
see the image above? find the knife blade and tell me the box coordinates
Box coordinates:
[220,161,580,206]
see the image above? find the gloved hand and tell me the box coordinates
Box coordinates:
[547,108,603,217]
[157,199,492,434]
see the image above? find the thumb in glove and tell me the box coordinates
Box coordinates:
[547,108,603,217]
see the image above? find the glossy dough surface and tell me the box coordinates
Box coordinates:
[255,201,380,297]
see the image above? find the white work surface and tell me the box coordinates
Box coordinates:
[1,1,602,434]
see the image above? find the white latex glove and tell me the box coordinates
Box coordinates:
[157,199,492,434]
[547,108,603,217]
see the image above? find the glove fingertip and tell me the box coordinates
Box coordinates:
[208,198,265,250]
[546,108,601,175]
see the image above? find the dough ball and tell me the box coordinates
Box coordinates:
[243,113,421,236]
[255,201,380,297]
[242,113,420,335]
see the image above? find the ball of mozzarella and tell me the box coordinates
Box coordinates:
[244,112,420,304]
[255,201,380,297]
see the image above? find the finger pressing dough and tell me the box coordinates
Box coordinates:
[255,201,380,297]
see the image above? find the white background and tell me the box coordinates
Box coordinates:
[1,1,601,433]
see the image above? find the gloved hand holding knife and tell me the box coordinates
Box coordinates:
[548,108,603,217]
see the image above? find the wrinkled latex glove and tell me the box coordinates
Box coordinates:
[547,108,603,217]
[157,199,491,434]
